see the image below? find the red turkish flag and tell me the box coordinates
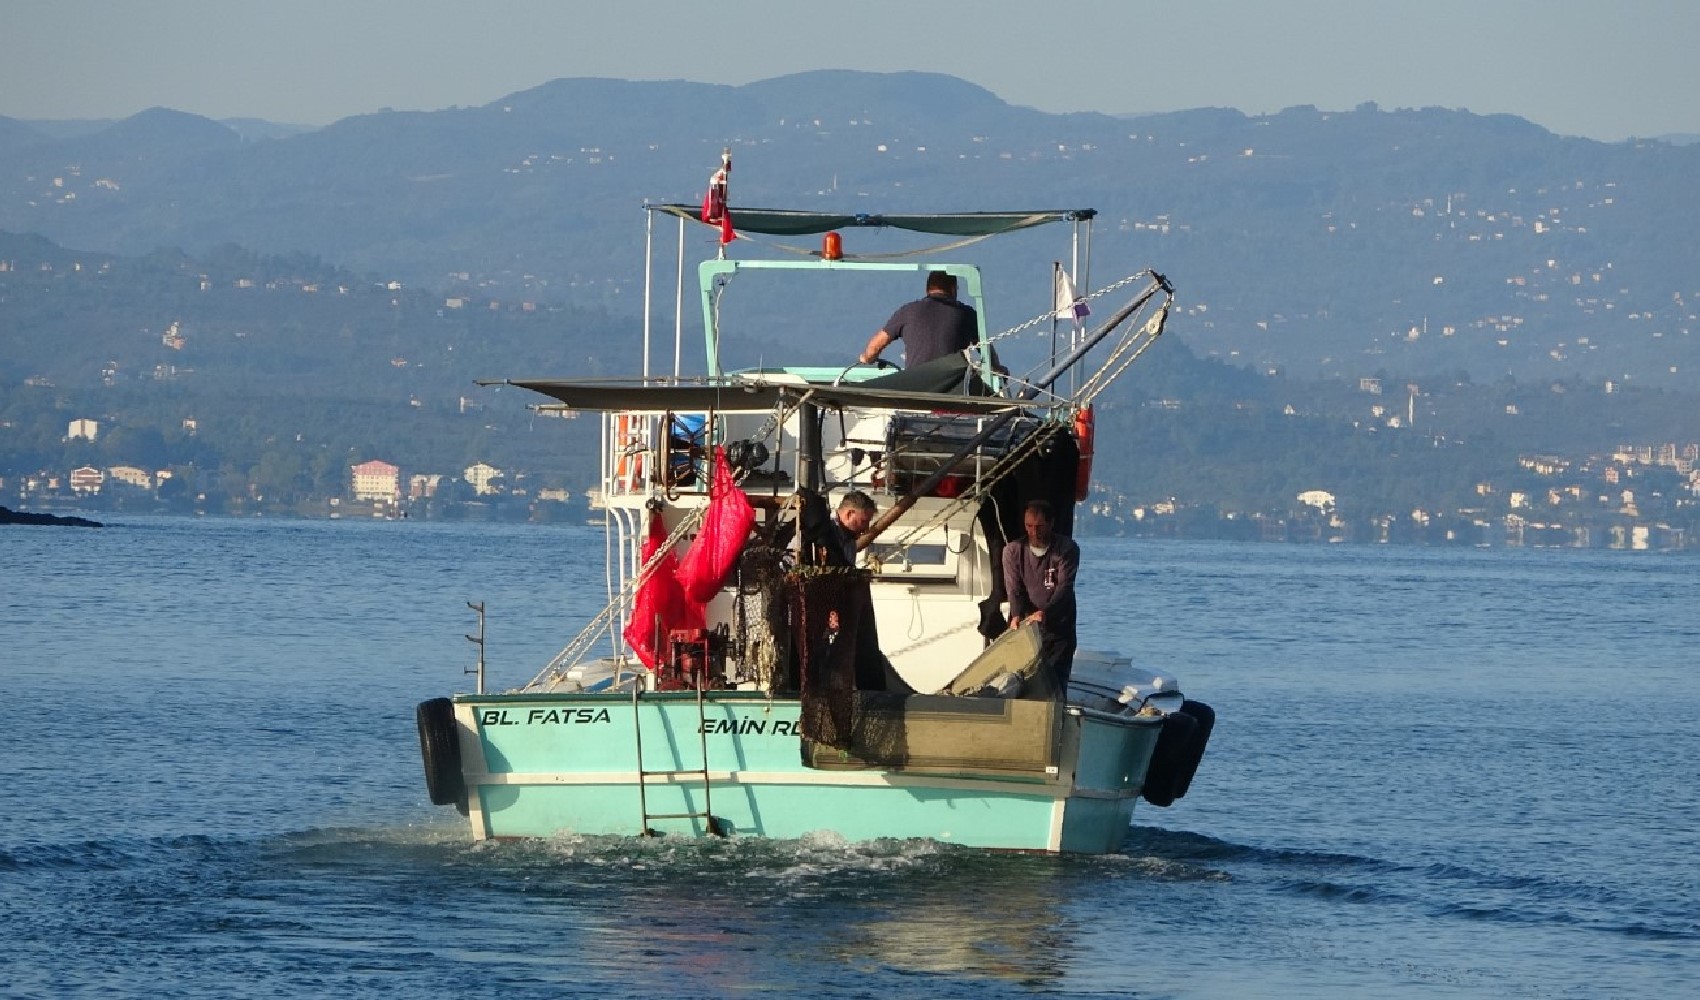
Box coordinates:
[701,150,734,245]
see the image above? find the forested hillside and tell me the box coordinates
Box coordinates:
[3,72,1698,533]
[3,71,1697,386]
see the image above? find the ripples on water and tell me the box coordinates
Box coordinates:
[3,518,1697,997]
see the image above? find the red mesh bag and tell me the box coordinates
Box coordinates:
[623,507,703,668]
[676,446,756,604]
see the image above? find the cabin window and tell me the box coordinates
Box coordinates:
[866,536,959,579]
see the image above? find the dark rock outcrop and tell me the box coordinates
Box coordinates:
[0,505,102,527]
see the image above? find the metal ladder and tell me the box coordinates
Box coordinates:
[632,683,726,837]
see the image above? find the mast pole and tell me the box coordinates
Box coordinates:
[796,401,823,493]
[1050,261,1061,372]
[674,215,686,378]
[1069,220,1082,398]
[642,206,654,378]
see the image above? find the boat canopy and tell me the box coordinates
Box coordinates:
[483,376,1025,417]
[647,204,1094,237]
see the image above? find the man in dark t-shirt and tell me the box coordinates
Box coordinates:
[860,271,979,368]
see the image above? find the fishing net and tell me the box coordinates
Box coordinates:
[734,544,791,691]
[782,525,1064,777]
[787,567,904,756]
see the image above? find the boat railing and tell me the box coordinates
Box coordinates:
[883,412,1041,497]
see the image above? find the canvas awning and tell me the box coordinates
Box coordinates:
[480,376,1026,416]
[647,204,1094,237]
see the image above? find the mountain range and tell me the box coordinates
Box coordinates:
[4,70,1698,389]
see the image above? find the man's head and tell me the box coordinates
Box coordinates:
[837,490,878,534]
[1022,499,1056,548]
[925,270,957,299]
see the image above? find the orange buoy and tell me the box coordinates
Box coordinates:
[1073,405,1094,501]
[822,231,842,260]
[614,413,645,491]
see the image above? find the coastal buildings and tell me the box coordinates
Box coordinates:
[107,465,153,489]
[350,460,401,503]
[68,466,103,494]
[463,462,504,495]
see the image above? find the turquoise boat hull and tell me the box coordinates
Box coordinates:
[446,691,1163,854]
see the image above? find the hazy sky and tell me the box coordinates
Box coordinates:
[4,0,1696,141]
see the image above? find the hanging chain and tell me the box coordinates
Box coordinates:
[983,269,1158,400]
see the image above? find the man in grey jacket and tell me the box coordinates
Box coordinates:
[1001,499,1080,694]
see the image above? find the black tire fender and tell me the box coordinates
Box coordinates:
[1172,700,1215,800]
[416,697,465,807]
[1140,709,1197,808]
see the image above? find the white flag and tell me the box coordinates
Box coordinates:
[1053,266,1090,322]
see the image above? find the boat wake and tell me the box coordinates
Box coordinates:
[1121,825,1699,942]
[11,821,1689,945]
[0,831,274,872]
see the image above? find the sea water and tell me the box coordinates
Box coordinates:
[2,516,1696,998]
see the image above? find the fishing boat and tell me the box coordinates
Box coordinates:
[415,184,1213,854]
